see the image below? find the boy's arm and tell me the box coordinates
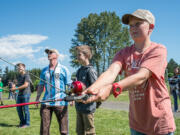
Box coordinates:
[11,81,29,91]
[85,62,122,95]
[115,67,151,91]
[83,67,151,103]
[11,74,31,91]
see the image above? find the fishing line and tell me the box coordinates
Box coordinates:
[0,57,66,94]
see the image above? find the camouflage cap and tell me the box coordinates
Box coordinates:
[45,49,60,56]
[122,9,155,25]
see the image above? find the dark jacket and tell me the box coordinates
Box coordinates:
[75,65,97,114]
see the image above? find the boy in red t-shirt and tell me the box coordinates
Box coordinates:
[83,9,176,135]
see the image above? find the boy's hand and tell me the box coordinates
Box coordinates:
[82,84,113,104]
[10,88,16,92]
[82,86,100,95]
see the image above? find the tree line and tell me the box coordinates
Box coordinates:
[0,67,41,89]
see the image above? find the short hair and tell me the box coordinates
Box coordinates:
[16,63,25,68]
[76,45,92,60]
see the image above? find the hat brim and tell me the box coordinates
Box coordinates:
[122,13,149,25]
[122,14,137,25]
[45,49,50,54]
[45,49,60,56]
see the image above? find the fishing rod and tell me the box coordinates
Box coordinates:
[0,57,64,93]
[0,81,89,109]
[0,94,89,109]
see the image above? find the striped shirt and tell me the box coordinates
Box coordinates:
[39,63,72,106]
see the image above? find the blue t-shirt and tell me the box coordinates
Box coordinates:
[39,63,72,106]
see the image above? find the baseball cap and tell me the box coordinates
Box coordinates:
[122,9,155,25]
[45,49,60,56]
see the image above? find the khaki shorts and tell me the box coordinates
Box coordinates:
[76,111,96,135]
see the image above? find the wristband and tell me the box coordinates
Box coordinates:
[112,83,122,98]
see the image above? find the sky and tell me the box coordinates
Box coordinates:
[0,0,179,74]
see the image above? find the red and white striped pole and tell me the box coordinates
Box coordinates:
[0,99,63,109]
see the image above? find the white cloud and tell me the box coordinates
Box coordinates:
[59,54,67,61]
[12,61,22,65]
[0,34,68,69]
[31,54,67,68]
[0,34,48,59]
[34,56,49,66]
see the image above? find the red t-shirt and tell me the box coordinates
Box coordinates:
[112,42,176,135]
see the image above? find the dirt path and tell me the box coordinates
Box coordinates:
[100,101,180,118]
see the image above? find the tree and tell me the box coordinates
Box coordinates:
[70,11,131,76]
[29,68,41,83]
[167,58,179,76]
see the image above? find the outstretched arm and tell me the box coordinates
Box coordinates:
[83,67,151,103]
[84,62,122,95]
[115,67,151,91]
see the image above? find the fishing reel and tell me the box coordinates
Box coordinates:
[70,81,86,95]
[64,81,89,101]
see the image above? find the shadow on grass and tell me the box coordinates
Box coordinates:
[0,123,17,127]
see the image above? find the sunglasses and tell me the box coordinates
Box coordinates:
[48,51,54,54]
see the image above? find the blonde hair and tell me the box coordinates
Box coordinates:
[76,45,92,60]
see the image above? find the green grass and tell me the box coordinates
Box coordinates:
[0,98,130,135]
[0,91,180,135]
[107,91,129,102]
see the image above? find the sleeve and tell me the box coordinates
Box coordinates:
[39,70,45,85]
[140,45,167,79]
[25,74,31,83]
[64,67,72,85]
[87,68,98,85]
[112,47,130,73]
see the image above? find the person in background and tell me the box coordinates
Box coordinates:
[169,67,180,112]
[10,63,31,128]
[0,78,4,105]
[8,80,14,99]
[12,80,19,101]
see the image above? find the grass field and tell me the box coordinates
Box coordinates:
[107,91,129,102]
[0,91,180,135]
[0,94,130,135]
